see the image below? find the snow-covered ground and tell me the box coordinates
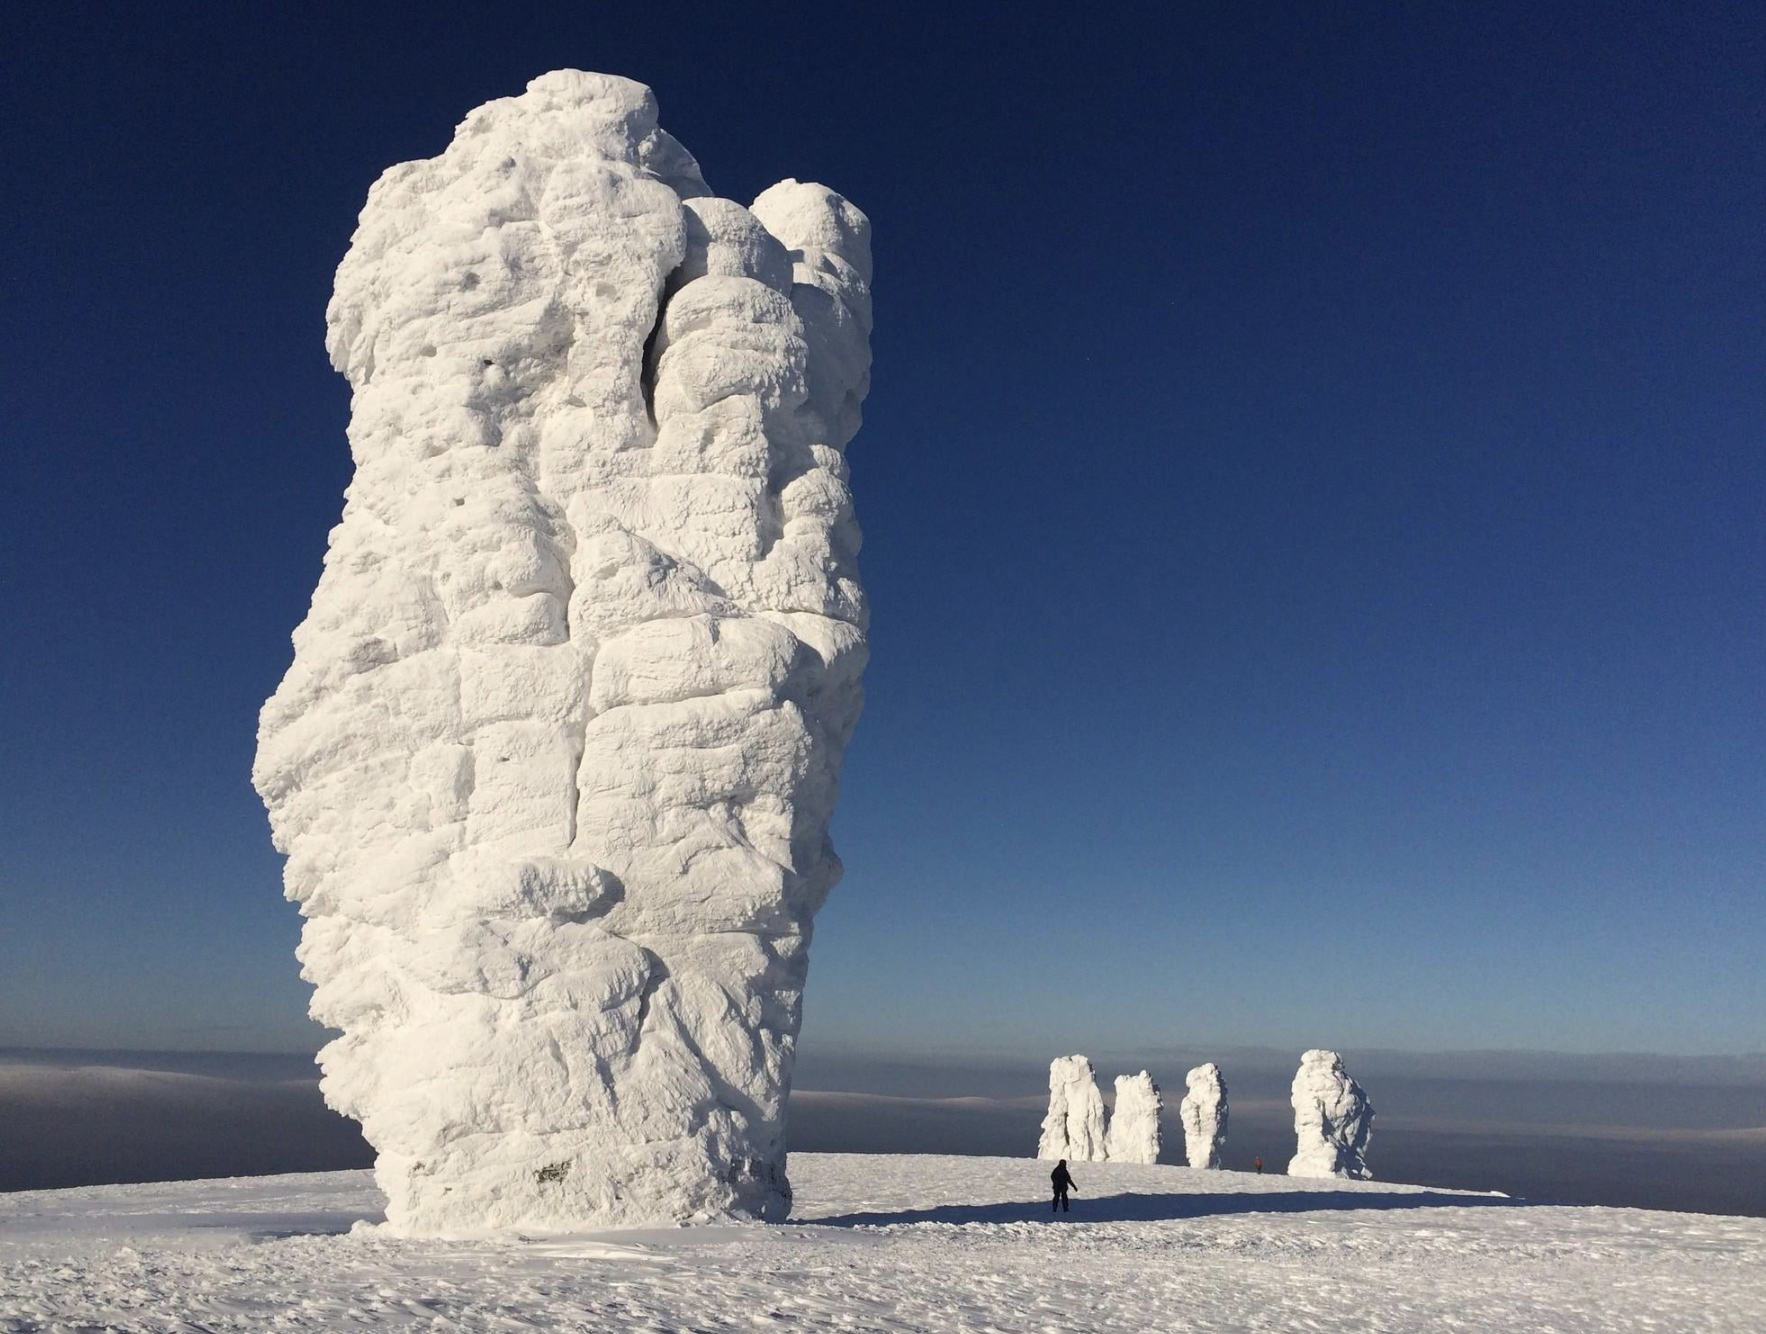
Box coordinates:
[2,1153,1759,1332]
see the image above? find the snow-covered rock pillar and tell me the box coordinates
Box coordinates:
[1287,1049,1374,1179]
[1037,1056,1108,1161]
[253,71,873,1234]
[1178,1062,1227,1169]
[1104,1071,1162,1164]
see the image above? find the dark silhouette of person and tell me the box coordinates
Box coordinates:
[1050,1159,1076,1213]
[1253,1156,1263,1174]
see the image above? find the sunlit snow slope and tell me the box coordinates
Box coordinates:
[3,1153,1760,1332]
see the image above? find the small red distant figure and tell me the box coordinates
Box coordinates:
[1254,1156,1263,1174]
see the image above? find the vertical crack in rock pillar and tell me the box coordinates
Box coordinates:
[253,71,873,1234]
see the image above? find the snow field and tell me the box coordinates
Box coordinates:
[3,1152,1761,1332]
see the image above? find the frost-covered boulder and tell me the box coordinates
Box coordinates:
[1179,1063,1228,1169]
[253,71,873,1235]
[1104,1071,1162,1164]
[1287,1050,1374,1179]
[1037,1056,1107,1162]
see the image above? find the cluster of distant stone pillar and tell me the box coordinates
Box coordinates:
[1036,1049,1373,1178]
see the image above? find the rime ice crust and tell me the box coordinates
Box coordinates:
[1103,1072,1162,1164]
[1037,1056,1108,1162]
[252,71,873,1235]
[1179,1063,1228,1169]
[1287,1050,1374,1180]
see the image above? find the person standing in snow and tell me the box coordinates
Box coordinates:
[1253,1156,1263,1174]
[1050,1159,1077,1213]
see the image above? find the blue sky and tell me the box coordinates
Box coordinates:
[1,2,1761,1058]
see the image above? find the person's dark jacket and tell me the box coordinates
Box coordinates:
[1051,1164,1076,1193]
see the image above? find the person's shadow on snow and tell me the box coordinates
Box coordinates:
[807,1189,1533,1229]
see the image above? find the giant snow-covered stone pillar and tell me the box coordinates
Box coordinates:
[1037,1056,1108,1162]
[1179,1063,1227,1169]
[1287,1050,1374,1179]
[1104,1071,1162,1164]
[252,71,873,1234]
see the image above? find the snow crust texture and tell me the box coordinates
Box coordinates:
[1180,1062,1228,1169]
[1103,1071,1162,1164]
[8,1156,1765,1334]
[252,70,873,1234]
[1037,1056,1107,1162]
[1288,1049,1374,1179]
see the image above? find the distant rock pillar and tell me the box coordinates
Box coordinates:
[1179,1062,1228,1169]
[1104,1071,1163,1163]
[1287,1049,1374,1179]
[1037,1055,1108,1161]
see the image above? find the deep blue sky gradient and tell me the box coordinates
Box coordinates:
[1,2,1761,1057]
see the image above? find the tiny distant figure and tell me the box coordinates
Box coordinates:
[1050,1159,1077,1213]
[1254,1156,1263,1174]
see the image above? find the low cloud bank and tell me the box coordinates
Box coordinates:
[0,1059,369,1192]
[3,1048,1761,1216]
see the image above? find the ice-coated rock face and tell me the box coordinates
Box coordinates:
[1103,1071,1162,1164]
[1287,1050,1374,1179]
[252,70,873,1235]
[1179,1063,1228,1169]
[1037,1056,1108,1162]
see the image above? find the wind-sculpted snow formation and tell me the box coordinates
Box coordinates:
[1288,1050,1374,1179]
[253,71,873,1234]
[1103,1071,1161,1164]
[1179,1063,1228,1169]
[1037,1056,1108,1162]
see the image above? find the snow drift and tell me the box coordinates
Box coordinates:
[1103,1071,1161,1164]
[253,70,873,1234]
[13,1155,1766,1334]
[1037,1056,1107,1162]
[1288,1050,1374,1179]
[1179,1062,1228,1169]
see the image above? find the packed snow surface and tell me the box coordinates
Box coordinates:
[1290,1049,1374,1179]
[3,1153,1760,1332]
[1102,1070,1161,1164]
[1181,1060,1229,1169]
[252,71,872,1233]
[1037,1056,1106,1162]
